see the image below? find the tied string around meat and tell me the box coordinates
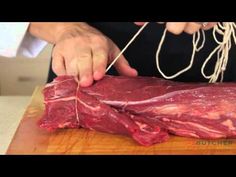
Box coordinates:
[74,77,80,124]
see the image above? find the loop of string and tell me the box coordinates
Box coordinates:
[106,22,236,83]
[156,22,236,83]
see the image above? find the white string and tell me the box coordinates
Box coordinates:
[156,22,236,83]
[106,22,149,72]
[106,22,236,83]
[155,28,205,79]
[74,77,80,124]
[201,22,236,83]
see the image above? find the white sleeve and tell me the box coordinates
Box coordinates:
[0,22,48,58]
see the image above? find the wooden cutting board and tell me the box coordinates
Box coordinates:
[7,87,236,154]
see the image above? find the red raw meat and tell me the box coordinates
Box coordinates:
[39,75,236,146]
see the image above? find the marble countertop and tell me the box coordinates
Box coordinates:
[0,96,30,154]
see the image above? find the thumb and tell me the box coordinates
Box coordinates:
[111,46,138,77]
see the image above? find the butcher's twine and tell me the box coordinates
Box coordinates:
[156,22,236,83]
[74,77,80,124]
[107,22,236,83]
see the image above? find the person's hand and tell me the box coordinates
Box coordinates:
[29,22,137,87]
[135,22,217,34]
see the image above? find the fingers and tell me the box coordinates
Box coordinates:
[135,22,164,26]
[112,45,138,77]
[166,22,187,35]
[76,49,93,87]
[115,56,138,77]
[135,22,217,35]
[53,40,110,87]
[158,22,217,35]
[184,22,202,34]
[62,48,93,87]
[52,54,66,75]
[65,57,78,76]
[63,46,109,87]
[134,22,146,26]
[202,22,217,30]
[92,47,108,81]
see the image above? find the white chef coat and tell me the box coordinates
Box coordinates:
[0,22,47,58]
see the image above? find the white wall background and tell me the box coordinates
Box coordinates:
[0,44,52,95]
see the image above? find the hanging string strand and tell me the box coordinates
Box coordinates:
[106,22,149,72]
[155,28,205,79]
[156,22,236,83]
[201,22,236,83]
[106,22,236,83]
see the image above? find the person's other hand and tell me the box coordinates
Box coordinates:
[135,22,217,34]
